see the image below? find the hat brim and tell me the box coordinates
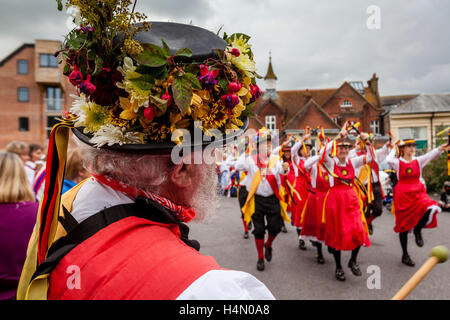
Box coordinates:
[72,117,249,154]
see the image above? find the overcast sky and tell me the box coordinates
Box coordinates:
[1,0,449,96]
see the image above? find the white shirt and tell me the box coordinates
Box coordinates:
[25,161,36,189]
[385,147,443,182]
[348,144,390,184]
[70,178,275,300]
[234,150,283,197]
[304,155,321,188]
[321,141,372,187]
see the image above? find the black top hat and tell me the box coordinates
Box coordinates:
[61,3,260,154]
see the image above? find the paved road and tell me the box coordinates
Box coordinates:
[189,196,450,300]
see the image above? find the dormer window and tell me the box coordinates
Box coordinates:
[341,99,352,108]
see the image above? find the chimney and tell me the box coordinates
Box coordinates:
[367,73,379,95]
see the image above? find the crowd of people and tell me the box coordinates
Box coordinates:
[0,127,449,299]
[0,140,90,299]
[218,125,450,281]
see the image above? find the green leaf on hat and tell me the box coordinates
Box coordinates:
[183,72,202,90]
[175,48,193,58]
[136,43,168,67]
[172,74,193,116]
[160,39,171,57]
[129,74,154,91]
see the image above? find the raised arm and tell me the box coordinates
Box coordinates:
[385,145,399,171]
[304,155,320,171]
[291,133,310,158]
[375,142,391,163]
[416,147,444,169]
[234,152,250,171]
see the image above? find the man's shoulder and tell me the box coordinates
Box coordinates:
[49,216,221,299]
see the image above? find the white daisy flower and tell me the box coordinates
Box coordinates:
[89,124,143,147]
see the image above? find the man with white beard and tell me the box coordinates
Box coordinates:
[16,3,273,300]
[29,140,274,299]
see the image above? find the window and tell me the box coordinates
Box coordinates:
[340,99,352,108]
[398,126,428,149]
[18,60,28,74]
[47,116,60,138]
[18,117,29,131]
[18,87,29,102]
[265,115,276,130]
[46,87,63,111]
[39,53,58,68]
[370,120,380,134]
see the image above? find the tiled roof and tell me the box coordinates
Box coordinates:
[390,93,450,114]
[381,94,419,106]
[0,43,34,67]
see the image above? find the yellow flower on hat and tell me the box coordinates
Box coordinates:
[118,97,139,121]
[116,57,150,110]
[83,102,110,134]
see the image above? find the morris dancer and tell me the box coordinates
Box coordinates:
[236,134,289,271]
[321,128,372,281]
[290,132,313,250]
[386,139,450,267]
[349,136,391,235]
[300,131,330,264]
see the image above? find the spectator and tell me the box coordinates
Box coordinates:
[28,144,43,163]
[438,181,450,212]
[5,141,34,188]
[0,151,38,300]
[62,148,90,194]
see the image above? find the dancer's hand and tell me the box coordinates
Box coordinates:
[439,143,450,152]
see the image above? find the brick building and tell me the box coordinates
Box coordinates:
[251,56,386,148]
[0,40,75,149]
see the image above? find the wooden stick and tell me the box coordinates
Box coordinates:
[392,256,439,300]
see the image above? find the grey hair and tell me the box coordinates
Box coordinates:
[73,137,174,194]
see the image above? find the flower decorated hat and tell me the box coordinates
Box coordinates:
[16,1,262,299]
[58,0,261,153]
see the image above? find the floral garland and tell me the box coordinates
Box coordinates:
[57,0,261,147]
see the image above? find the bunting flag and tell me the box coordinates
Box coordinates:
[17,115,76,300]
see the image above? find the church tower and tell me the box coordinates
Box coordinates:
[262,52,279,100]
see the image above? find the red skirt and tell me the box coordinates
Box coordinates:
[323,185,370,251]
[291,181,309,228]
[393,181,439,233]
[300,189,327,242]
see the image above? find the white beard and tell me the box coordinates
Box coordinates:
[189,164,219,222]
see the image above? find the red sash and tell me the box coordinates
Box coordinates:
[252,155,281,200]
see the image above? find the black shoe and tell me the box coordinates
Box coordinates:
[316,254,325,264]
[264,245,272,262]
[348,260,362,276]
[243,231,249,239]
[402,255,415,267]
[368,224,373,235]
[299,239,307,251]
[281,225,287,233]
[257,258,265,271]
[335,268,346,281]
[414,231,424,247]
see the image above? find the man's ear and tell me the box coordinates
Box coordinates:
[170,163,195,188]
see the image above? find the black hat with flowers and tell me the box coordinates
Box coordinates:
[58,0,262,154]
